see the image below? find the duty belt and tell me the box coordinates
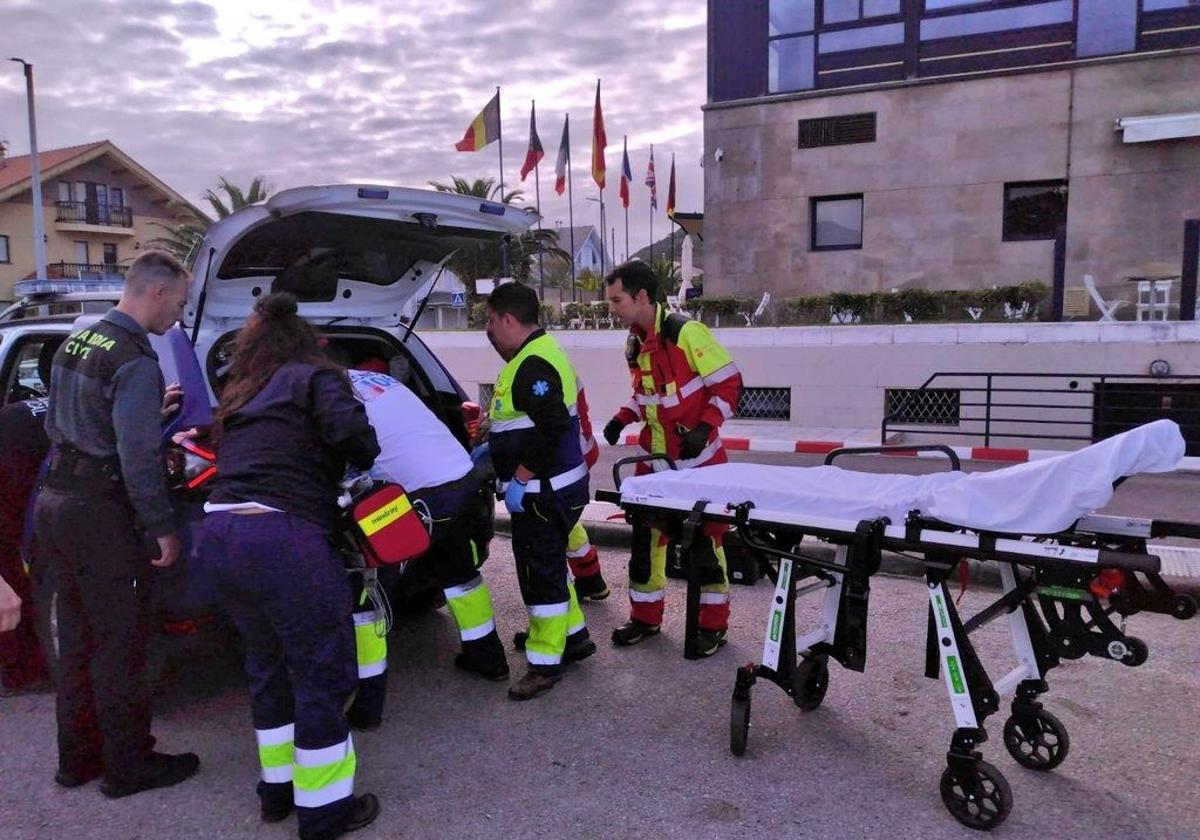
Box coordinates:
[496,462,588,495]
[45,446,123,488]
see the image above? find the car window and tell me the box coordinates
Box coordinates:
[1,332,66,406]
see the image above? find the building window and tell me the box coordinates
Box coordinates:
[736,387,792,420]
[886,388,961,426]
[769,0,816,92]
[823,0,901,23]
[1076,0,1137,58]
[811,194,864,251]
[0,235,9,264]
[103,243,118,265]
[1002,180,1068,241]
[110,187,125,208]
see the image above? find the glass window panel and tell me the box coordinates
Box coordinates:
[769,0,815,35]
[57,182,71,202]
[921,0,1073,39]
[924,0,989,9]
[820,22,905,52]
[863,0,901,15]
[769,35,816,92]
[0,235,9,263]
[813,196,863,249]
[1076,0,1137,57]
[824,0,861,24]
[1142,0,1193,9]
[1002,181,1068,241]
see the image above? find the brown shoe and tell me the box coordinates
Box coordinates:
[507,670,561,701]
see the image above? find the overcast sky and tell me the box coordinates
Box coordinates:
[1,0,707,262]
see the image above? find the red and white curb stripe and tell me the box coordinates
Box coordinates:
[609,435,1200,471]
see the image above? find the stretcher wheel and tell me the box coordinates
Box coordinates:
[730,696,751,757]
[939,760,1012,831]
[1003,710,1070,771]
[791,655,829,711]
[1172,594,1197,620]
[1119,636,1149,667]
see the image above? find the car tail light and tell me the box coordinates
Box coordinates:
[461,401,483,445]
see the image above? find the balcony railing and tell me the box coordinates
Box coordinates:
[54,200,133,227]
[44,261,128,280]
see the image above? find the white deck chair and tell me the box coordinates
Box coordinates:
[1083,274,1126,321]
[743,291,771,326]
[665,294,683,314]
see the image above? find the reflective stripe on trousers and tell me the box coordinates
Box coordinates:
[443,573,497,642]
[256,723,295,784]
[525,601,569,665]
[294,735,356,808]
[353,605,387,680]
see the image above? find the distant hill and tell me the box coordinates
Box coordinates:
[631,231,703,268]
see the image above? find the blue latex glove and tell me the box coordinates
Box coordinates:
[470,442,490,466]
[504,477,528,515]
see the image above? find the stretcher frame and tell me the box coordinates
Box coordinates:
[597,448,1198,831]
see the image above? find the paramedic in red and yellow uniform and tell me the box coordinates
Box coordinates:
[602,261,742,657]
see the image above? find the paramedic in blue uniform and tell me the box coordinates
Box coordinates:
[34,250,200,797]
[199,293,381,839]
[481,281,594,701]
[347,357,509,695]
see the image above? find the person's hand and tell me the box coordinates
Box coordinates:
[0,575,22,633]
[678,422,713,461]
[161,381,183,418]
[171,427,200,446]
[470,441,491,466]
[503,478,528,515]
[151,534,181,568]
[603,418,626,446]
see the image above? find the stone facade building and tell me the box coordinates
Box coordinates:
[704,1,1200,315]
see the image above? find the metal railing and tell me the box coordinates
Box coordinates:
[882,371,1200,453]
[54,200,133,227]
[45,261,127,279]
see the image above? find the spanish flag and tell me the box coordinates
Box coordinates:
[591,79,607,188]
[455,92,500,152]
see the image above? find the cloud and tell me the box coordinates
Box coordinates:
[2,0,707,259]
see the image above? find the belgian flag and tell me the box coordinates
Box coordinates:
[455,92,500,152]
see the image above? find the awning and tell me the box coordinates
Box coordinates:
[1114,112,1200,143]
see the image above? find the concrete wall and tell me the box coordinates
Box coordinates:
[704,50,1200,313]
[422,321,1200,450]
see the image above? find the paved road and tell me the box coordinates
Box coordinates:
[2,538,1196,839]
[594,446,1200,524]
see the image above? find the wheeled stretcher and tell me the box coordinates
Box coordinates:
[596,420,1198,831]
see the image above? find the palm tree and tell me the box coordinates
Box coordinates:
[146,215,208,265]
[203,176,270,219]
[428,176,524,206]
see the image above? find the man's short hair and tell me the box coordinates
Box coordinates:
[605,260,657,301]
[486,281,540,327]
[124,250,189,295]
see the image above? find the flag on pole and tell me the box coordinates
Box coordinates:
[519,102,544,181]
[645,147,657,210]
[454,92,501,152]
[619,137,632,209]
[554,116,570,195]
[591,79,607,188]
[666,154,676,218]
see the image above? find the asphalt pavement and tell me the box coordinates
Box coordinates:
[1,535,1197,839]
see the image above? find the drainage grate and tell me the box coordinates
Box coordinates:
[886,388,960,425]
[737,387,791,420]
[798,113,876,149]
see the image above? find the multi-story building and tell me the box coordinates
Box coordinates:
[704,1,1200,315]
[0,140,205,302]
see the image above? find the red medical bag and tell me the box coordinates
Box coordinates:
[348,483,430,568]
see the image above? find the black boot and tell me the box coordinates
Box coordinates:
[100,751,200,799]
[454,630,510,681]
[611,619,661,647]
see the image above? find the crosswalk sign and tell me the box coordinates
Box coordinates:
[451,292,466,309]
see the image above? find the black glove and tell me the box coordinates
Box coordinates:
[678,422,713,460]
[603,418,626,446]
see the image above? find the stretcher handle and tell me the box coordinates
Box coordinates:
[824,444,961,471]
[611,453,676,491]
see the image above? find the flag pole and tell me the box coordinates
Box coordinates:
[649,144,654,264]
[496,86,508,277]
[532,99,545,299]
[669,152,675,286]
[566,113,577,303]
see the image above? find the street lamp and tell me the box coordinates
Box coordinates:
[10,58,46,281]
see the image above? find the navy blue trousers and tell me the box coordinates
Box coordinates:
[202,512,357,839]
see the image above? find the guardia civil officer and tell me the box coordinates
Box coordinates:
[199,293,381,839]
[34,250,199,797]
[480,281,594,701]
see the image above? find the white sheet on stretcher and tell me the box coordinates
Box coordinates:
[620,420,1185,534]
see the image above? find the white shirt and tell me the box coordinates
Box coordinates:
[348,370,472,492]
